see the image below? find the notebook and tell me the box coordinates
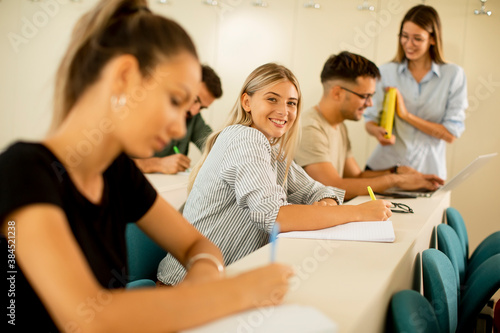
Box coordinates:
[278,221,395,243]
[383,152,498,198]
[181,304,338,333]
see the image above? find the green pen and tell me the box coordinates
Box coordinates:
[173,146,180,154]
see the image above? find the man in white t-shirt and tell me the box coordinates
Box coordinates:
[295,51,443,200]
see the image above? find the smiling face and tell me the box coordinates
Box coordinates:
[115,53,201,158]
[241,80,299,141]
[400,21,435,63]
[338,76,376,121]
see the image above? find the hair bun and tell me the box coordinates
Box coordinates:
[115,5,151,17]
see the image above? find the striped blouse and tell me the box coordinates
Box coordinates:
[157,125,345,285]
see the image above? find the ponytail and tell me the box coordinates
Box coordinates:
[51,0,197,133]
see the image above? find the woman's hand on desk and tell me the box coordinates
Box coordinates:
[357,200,393,221]
[235,263,294,306]
[181,264,293,313]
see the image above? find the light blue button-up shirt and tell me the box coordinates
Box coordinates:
[364,61,468,179]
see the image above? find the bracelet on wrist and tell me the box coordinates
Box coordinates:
[186,253,225,277]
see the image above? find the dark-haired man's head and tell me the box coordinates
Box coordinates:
[321,51,380,85]
[320,51,380,121]
[187,65,223,118]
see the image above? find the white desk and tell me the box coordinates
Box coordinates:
[145,173,189,211]
[225,192,451,333]
[144,173,450,332]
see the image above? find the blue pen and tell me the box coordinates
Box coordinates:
[270,222,280,262]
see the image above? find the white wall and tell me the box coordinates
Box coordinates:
[1,0,499,253]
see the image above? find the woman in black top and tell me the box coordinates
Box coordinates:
[0,0,292,331]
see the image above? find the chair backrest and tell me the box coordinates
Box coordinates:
[422,248,459,333]
[126,223,167,282]
[446,207,469,259]
[458,254,500,333]
[466,231,500,280]
[437,224,466,285]
[390,289,441,333]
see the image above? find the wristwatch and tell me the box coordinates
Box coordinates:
[390,164,400,174]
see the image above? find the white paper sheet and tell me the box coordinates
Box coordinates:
[181,304,338,333]
[278,221,395,243]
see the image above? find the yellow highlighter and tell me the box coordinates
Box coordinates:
[367,186,376,201]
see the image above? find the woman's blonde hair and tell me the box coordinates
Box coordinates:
[188,63,302,191]
[393,5,446,64]
[50,0,198,133]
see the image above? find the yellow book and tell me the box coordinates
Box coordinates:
[379,88,397,139]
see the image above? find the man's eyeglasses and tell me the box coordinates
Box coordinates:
[390,202,414,214]
[339,87,375,104]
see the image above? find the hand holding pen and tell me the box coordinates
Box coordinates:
[359,186,393,220]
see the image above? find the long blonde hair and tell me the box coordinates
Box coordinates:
[50,0,197,133]
[393,5,446,64]
[188,63,302,191]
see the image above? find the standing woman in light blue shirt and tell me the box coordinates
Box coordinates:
[364,5,468,179]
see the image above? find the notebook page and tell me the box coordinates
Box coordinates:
[181,304,337,333]
[278,221,395,243]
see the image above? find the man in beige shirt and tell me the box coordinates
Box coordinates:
[295,51,443,200]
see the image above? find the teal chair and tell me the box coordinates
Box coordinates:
[436,224,466,289]
[445,207,470,258]
[126,278,157,289]
[390,289,440,333]
[422,248,458,333]
[125,223,167,289]
[466,231,500,280]
[445,207,500,280]
[458,254,500,333]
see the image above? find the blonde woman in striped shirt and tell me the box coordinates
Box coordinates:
[158,63,392,285]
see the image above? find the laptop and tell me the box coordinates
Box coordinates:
[381,152,498,198]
